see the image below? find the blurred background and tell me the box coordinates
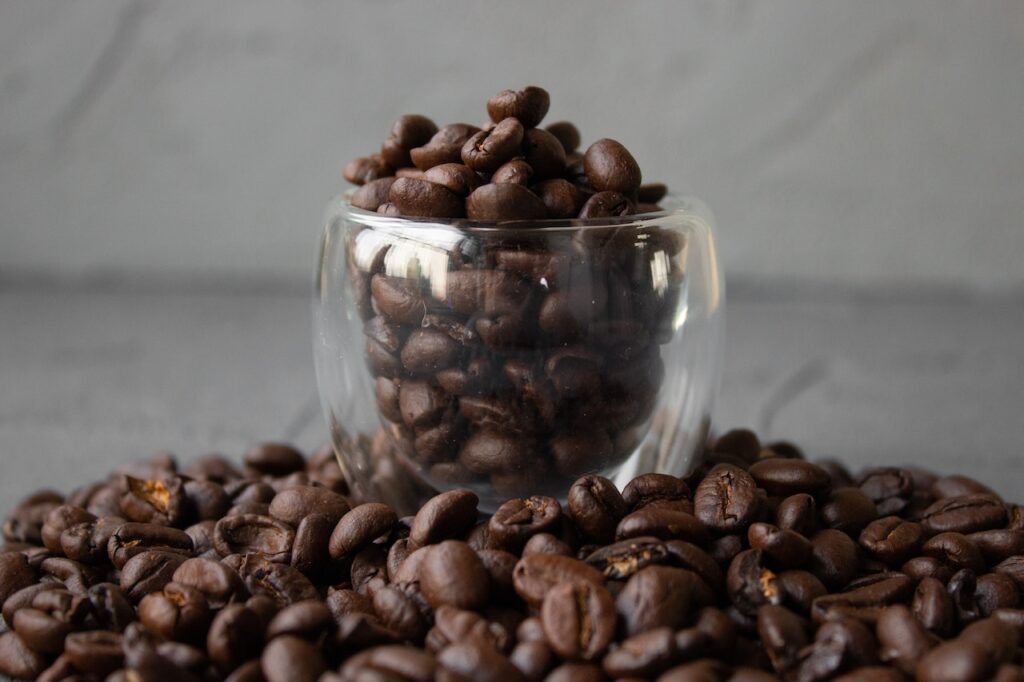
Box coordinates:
[1,0,1023,500]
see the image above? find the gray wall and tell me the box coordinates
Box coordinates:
[1,0,1022,293]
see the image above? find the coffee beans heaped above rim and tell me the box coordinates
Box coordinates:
[3,430,1024,680]
[344,86,668,221]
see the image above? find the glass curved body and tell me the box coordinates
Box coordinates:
[314,194,724,513]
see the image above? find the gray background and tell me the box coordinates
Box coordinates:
[1,0,1023,514]
[2,0,1023,292]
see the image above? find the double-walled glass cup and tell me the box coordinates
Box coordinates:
[315,194,723,513]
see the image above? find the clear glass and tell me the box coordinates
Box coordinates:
[314,194,724,513]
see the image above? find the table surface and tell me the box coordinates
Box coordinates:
[2,286,1022,514]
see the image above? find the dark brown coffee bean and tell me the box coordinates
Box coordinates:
[711,429,763,460]
[541,580,616,660]
[351,177,397,212]
[617,565,695,635]
[466,183,548,221]
[398,380,448,428]
[258,630,321,679]
[41,505,96,553]
[12,607,71,655]
[637,183,668,204]
[858,516,924,565]
[975,573,1020,615]
[757,604,808,673]
[235,553,319,607]
[207,604,264,673]
[138,582,212,642]
[969,529,1024,564]
[373,584,431,642]
[213,514,295,563]
[523,128,566,179]
[577,191,634,218]
[821,487,878,534]
[510,640,555,680]
[381,115,439,168]
[487,86,550,128]
[857,468,914,515]
[513,554,604,609]
[808,529,859,590]
[462,118,525,173]
[728,550,783,616]
[492,159,534,185]
[423,163,481,196]
[921,494,1008,534]
[922,532,985,573]
[794,617,878,680]
[120,550,187,601]
[902,556,955,583]
[811,572,914,624]
[749,459,831,497]
[582,138,642,195]
[420,540,489,610]
[459,429,530,475]
[410,123,481,170]
[427,605,509,654]
[344,155,392,185]
[119,475,186,526]
[0,551,36,607]
[0,631,47,680]
[64,630,124,676]
[747,522,812,568]
[695,464,758,534]
[615,508,708,545]
[408,489,479,549]
[445,269,531,317]
[776,493,818,536]
[545,121,580,154]
[567,475,629,544]
[438,640,526,682]
[269,486,350,526]
[85,583,135,632]
[913,576,956,638]
[328,503,398,560]
[622,474,691,511]
[291,512,334,575]
[873,604,935,675]
[370,277,426,328]
[172,557,247,609]
[242,443,305,476]
[549,429,614,479]
[522,532,572,557]
[932,474,998,499]
[533,178,585,219]
[915,637,995,682]
[401,327,462,374]
[388,177,465,218]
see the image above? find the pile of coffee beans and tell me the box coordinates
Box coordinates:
[344,85,667,220]
[342,86,685,504]
[3,431,1024,681]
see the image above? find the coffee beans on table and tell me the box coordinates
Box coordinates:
[341,86,686,506]
[3,432,1024,680]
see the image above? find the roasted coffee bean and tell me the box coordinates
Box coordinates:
[269,486,350,526]
[492,159,534,185]
[0,631,47,680]
[809,529,859,590]
[290,512,334,575]
[567,475,628,544]
[351,176,397,212]
[426,604,509,654]
[749,459,832,497]
[821,487,877,534]
[389,177,465,218]
[920,494,1008,534]
[462,118,525,173]
[207,604,264,673]
[969,529,1024,563]
[747,522,812,568]
[373,583,430,641]
[932,474,998,499]
[975,572,1020,615]
[172,557,247,608]
[261,635,325,682]
[583,138,642,194]
[120,475,186,526]
[858,516,924,565]
[757,604,808,673]
[728,550,783,616]
[438,639,526,682]
[401,327,462,374]
[467,183,548,220]
[214,514,295,562]
[545,121,581,154]
[623,474,692,511]
[487,86,550,128]
[407,489,479,549]
[41,505,96,553]
[513,554,603,609]
[510,640,555,680]
[523,128,566,179]
[410,123,481,170]
[776,493,818,536]
[120,550,188,602]
[534,178,586,219]
[138,582,212,642]
[577,191,634,218]
[902,555,955,583]
[381,115,438,168]
[695,464,758,534]
[913,576,956,638]
[922,532,985,572]
[419,540,489,610]
[459,428,531,475]
[616,508,708,544]
[617,564,696,636]
[811,572,914,624]
[64,630,124,676]
[344,155,392,185]
[87,583,136,632]
[540,580,615,660]
[234,553,318,607]
[12,606,72,654]
[329,503,398,559]
[857,468,914,515]
[58,516,120,565]
[0,551,36,606]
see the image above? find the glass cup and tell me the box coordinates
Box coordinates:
[314,194,724,513]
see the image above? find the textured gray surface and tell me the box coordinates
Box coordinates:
[2,287,1022,518]
[1,0,1023,291]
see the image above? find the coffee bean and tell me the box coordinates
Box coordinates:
[922,532,985,572]
[776,493,818,536]
[623,474,692,511]
[921,494,1008,535]
[583,139,642,194]
[172,557,247,609]
[351,176,397,212]
[914,576,956,638]
[344,155,392,185]
[207,604,264,673]
[0,551,36,607]
[401,327,462,374]
[617,565,695,635]
[858,516,924,565]
[809,529,860,590]
[119,476,186,526]
[487,86,550,128]
[567,475,628,545]
[747,522,812,568]
[408,489,479,549]
[328,503,398,560]
[545,121,580,154]
[757,604,808,673]
[533,178,586,219]
[64,630,124,676]
[138,582,212,642]
[381,115,438,168]
[523,128,566,179]
[420,540,489,610]
[291,512,334,575]
[459,428,531,475]
[492,159,534,185]
[269,486,350,526]
[821,487,878,534]
[616,508,708,545]
[467,183,548,220]
[540,580,615,660]
[389,177,465,219]
[410,123,481,170]
[423,163,481,196]
[462,118,525,173]
[438,640,526,682]
[0,631,47,680]
[749,459,832,497]
[513,554,603,609]
[578,191,635,218]
[120,550,188,602]
[695,464,758,533]
[234,553,318,607]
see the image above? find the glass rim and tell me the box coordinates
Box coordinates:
[330,190,707,235]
